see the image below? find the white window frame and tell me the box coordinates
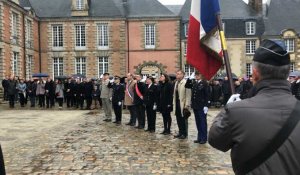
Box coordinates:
[52,25,63,49]
[284,39,295,53]
[11,12,18,44]
[53,57,64,78]
[184,64,195,77]
[75,57,86,75]
[246,40,256,55]
[26,19,33,48]
[184,23,189,37]
[98,56,109,78]
[97,23,109,50]
[245,21,256,35]
[290,62,295,72]
[12,52,19,76]
[75,24,86,50]
[26,55,33,80]
[76,0,84,10]
[184,42,187,56]
[246,63,253,77]
[145,24,156,49]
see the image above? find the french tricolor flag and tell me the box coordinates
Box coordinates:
[187,0,223,80]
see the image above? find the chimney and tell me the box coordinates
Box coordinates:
[249,0,263,13]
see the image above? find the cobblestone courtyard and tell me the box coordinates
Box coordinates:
[0,105,233,175]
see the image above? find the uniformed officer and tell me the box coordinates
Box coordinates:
[191,71,209,144]
[209,39,300,174]
[111,76,125,125]
[133,74,146,129]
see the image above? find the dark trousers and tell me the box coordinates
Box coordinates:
[86,97,92,109]
[29,95,36,107]
[162,112,172,132]
[46,95,55,108]
[66,96,74,107]
[3,89,8,101]
[76,96,84,108]
[193,109,208,142]
[19,93,25,106]
[223,94,230,105]
[38,95,45,107]
[146,105,156,131]
[0,145,5,175]
[8,95,15,108]
[113,103,122,122]
[128,105,137,125]
[175,101,188,137]
[136,104,145,128]
[57,98,63,107]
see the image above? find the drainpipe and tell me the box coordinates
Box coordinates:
[179,19,183,70]
[38,20,42,73]
[22,12,27,78]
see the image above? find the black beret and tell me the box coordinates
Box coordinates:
[253,39,290,66]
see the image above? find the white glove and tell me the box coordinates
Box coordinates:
[109,79,114,83]
[203,106,208,114]
[227,94,241,104]
[109,97,112,101]
[153,104,157,110]
[118,101,122,106]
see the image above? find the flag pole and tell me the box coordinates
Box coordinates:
[216,14,235,95]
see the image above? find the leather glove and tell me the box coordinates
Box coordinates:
[118,101,122,106]
[227,94,241,104]
[203,106,208,114]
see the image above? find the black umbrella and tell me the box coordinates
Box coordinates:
[32,73,49,78]
[71,74,86,79]
[216,73,238,80]
[55,75,69,80]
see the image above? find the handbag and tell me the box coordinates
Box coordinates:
[183,108,191,119]
[236,101,300,174]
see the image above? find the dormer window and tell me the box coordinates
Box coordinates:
[76,0,84,10]
[245,21,256,35]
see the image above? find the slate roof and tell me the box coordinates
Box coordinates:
[165,5,183,15]
[264,0,300,35]
[19,0,32,9]
[26,0,176,19]
[179,0,264,38]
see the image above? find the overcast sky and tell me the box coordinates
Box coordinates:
[158,0,269,5]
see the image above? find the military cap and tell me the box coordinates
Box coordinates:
[114,75,121,80]
[253,39,290,66]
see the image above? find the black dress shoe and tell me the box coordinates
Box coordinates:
[138,126,144,129]
[174,134,181,138]
[194,140,200,143]
[126,122,132,125]
[164,130,171,135]
[160,130,166,135]
[149,130,155,133]
[199,141,207,144]
[103,119,108,122]
[145,129,150,132]
[130,123,135,126]
[116,121,121,125]
[113,121,117,123]
[106,119,112,122]
[178,135,187,139]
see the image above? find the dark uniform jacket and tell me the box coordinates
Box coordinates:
[191,80,209,110]
[45,81,56,96]
[133,81,146,105]
[209,79,300,175]
[144,84,158,107]
[27,81,37,96]
[112,83,125,104]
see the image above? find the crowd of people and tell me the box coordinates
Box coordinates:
[1,67,300,143]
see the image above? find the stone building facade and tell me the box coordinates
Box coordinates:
[0,0,39,80]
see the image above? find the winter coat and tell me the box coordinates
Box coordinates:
[112,83,125,104]
[209,79,300,175]
[158,82,173,113]
[173,79,191,115]
[36,83,45,95]
[7,80,17,95]
[55,84,64,98]
[144,83,158,107]
[124,80,136,106]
